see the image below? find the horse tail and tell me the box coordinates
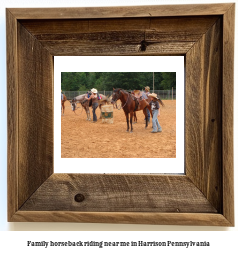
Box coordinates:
[158,98,165,107]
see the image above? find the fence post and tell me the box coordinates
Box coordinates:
[172,87,173,100]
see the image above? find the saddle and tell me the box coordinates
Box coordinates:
[132,90,144,111]
[133,90,143,100]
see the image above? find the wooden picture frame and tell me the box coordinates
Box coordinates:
[7,3,234,226]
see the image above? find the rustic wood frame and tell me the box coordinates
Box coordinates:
[7,3,234,226]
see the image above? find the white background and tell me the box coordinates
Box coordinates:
[55,56,184,173]
[0,0,237,253]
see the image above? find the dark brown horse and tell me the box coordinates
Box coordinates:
[111,88,152,132]
[61,94,67,115]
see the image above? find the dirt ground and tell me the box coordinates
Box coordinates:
[61,100,176,158]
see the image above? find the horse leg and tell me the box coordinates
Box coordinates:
[82,106,87,120]
[143,108,148,129]
[85,105,91,121]
[99,104,102,119]
[83,106,89,120]
[87,108,91,120]
[133,112,137,124]
[62,102,65,115]
[130,112,134,132]
[125,113,129,132]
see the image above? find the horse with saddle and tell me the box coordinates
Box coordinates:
[70,90,110,120]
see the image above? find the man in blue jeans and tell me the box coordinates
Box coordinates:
[148,93,162,133]
[84,88,99,122]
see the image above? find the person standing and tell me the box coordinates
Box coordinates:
[148,93,162,133]
[144,86,151,123]
[144,86,150,96]
[85,88,99,122]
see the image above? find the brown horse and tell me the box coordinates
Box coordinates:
[111,88,152,132]
[61,94,67,115]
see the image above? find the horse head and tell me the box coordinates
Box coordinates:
[111,88,123,104]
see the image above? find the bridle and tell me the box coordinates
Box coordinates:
[112,90,129,110]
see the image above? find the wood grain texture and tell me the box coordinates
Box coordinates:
[19,17,218,56]
[186,18,223,212]
[37,41,193,56]
[18,23,53,208]
[6,4,234,225]
[20,174,217,213]
[8,3,233,19]
[222,4,235,226]
[20,17,218,34]
[11,211,232,226]
[6,9,18,221]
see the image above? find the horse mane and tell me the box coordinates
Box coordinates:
[114,88,129,95]
[113,88,122,93]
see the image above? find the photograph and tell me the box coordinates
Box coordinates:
[61,72,176,158]
[54,56,184,174]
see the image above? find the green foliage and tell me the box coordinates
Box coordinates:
[78,85,88,91]
[160,73,176,90]
[61,72,176,91]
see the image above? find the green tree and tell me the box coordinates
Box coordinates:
[160,72,176,90]
[61,72,176,91]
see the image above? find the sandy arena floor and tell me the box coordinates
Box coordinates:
[61,100,176,158]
